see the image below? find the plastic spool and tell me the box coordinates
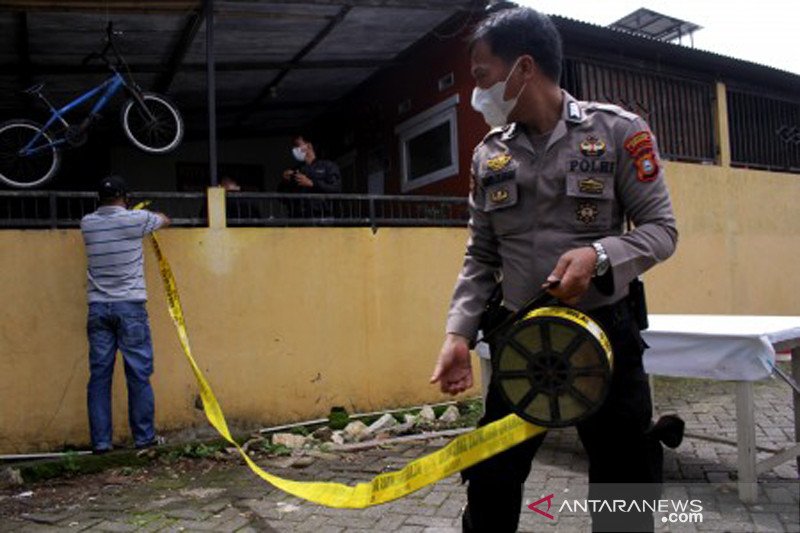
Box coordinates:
[492,306,613,428]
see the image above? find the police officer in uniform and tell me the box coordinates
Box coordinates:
[429,7,678,532]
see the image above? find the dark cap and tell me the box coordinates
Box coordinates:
[97,175,127,199]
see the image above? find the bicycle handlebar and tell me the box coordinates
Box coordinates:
[80,21,125,70]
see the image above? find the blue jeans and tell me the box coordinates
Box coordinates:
[87,301,155,450]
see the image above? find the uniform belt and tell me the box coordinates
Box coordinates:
[585,295,634,332]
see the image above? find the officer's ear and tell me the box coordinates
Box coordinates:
[517,55,536,80]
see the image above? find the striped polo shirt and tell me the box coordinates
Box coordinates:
[80,206,165,302]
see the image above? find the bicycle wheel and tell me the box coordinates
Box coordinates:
[121,92,183,154]
[0,120,61,188]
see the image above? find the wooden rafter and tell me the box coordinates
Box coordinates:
[14,11,31,89]
[10,59,395,75]
[152,4,205,93]
[0,0,478,11]
[233,4,352,125]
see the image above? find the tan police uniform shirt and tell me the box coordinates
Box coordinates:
[446,90,678,339]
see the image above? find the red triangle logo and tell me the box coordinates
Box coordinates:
[528,493,555,520]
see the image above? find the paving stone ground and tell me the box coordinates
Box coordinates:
[1,366,798,532]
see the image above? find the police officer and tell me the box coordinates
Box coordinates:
[429,7,678,532]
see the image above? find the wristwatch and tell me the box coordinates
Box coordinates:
[591,242,610,277]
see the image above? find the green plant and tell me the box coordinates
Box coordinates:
[61,451,80,474]
[180,442,224,459]
[328,406,350,430]
[260,442,292,456]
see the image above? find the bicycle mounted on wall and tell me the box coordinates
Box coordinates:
[0,22,184,189]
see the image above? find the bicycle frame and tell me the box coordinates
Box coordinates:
[21,72,128,156]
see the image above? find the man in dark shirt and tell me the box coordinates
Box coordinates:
[279,135,341,218]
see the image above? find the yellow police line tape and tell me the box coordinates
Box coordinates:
[146,229,546,508]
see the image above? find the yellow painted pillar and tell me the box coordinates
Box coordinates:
[207,187,226,228]
[715,81,731,167]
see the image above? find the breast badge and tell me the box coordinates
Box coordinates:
[576,202,599,224]
[486,153,512,172]
[580,136,606,157]
[490,187,510,204]
[578,177,604,195]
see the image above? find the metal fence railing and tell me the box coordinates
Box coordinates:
[563,57,717,163]
[727,88,800,173]
[0,192,469,229]
[225,193,469,228]
[0,191,207,229]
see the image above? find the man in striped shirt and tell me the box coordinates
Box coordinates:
[80,175,170,453]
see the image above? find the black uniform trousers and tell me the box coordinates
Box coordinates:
[462,298,663,532]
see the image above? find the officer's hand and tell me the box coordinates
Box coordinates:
[544,246,596,305]
[294,173,314,188]
[282,169,295,180]
[430,334,473,395]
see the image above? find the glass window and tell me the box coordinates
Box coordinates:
[396,95,459,192]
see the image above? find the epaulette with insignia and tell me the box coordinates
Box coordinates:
[585,102,638,122]
[480,125,506,143]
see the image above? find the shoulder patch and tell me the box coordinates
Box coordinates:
[624,130,660,182]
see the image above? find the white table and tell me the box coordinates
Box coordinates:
[642,315,800,502]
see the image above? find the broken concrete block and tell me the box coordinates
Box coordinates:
[311,427,333,442]
[343,421,369,441]
[0,468,23,488]
[419,405,436,421]
[439,405,460,423]
[271,433,309,449]
[367,413,398,434]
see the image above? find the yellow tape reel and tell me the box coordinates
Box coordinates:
[492,306,613,428]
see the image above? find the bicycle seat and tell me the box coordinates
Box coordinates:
[23,82,45,95]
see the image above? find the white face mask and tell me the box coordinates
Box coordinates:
[292,146,307,162]
[471,58,525,128]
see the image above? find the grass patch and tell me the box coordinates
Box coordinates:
[18,452,151,483]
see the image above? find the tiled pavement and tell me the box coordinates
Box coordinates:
[1,369,798,532]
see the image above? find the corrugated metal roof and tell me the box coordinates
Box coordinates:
[551,13,800,83]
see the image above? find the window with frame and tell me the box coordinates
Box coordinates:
[395,94,459,192]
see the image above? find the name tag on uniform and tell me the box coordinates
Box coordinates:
[481,170,516,187]
[481,153,517,187]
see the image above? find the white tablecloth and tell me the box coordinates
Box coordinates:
[642,315,800,381]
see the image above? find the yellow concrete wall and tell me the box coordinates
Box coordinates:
[646,162,800,316]
[0,226,467,453]
[2,162,800,452]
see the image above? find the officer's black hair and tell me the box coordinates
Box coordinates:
[470,6,563,84]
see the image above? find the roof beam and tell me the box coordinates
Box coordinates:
[1,0,478,13]
[186,100,333,112]
[244,0,476,9]
[14,11,33,110]
[0,1,197,13]
[234,4,352,125]
[152,4,205,93]
[15,12,31,87]
[12,59,393,75]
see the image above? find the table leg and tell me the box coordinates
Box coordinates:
[792,347,800,475]
[736,381,758,503]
